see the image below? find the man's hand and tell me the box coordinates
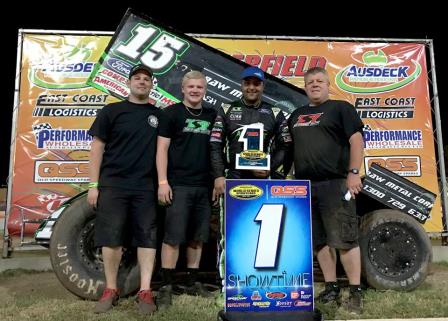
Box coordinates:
[252,170,270,178]
[346,173,363,199]
[212,177,226,205]
[87,188,99,208]
[158,184,173,205]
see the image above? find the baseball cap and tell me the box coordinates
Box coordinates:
[241,66,265,82]
[129,64,153,79]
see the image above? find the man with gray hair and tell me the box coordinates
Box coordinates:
[156,71,217,308]
[288,67,364,314]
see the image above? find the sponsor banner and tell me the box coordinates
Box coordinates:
[200,37,442,232]
[9,26,443,235]
[362,164,435,223]
[8,33,117,235]
[364,156,421,177]
[225,180,313,312]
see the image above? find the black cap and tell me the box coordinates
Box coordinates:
[128,64,153,79]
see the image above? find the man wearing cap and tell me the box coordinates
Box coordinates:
[210,66,291,195]
[88,64,159,314]
[210,66,291,300]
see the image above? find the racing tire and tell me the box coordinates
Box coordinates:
[49,194,139,300]
[360,209,432,291]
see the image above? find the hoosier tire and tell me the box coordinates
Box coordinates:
[49,194,139,300]
[360,209,432,291]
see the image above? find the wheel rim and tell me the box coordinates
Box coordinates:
[368,222,419,278]
[77,217,137,273]
[78,218,103,273]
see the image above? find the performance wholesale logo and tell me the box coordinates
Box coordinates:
[364,156,421,177]
[33,123,92,150]
[335,49,421,94]
[363,129,423,149]
[34,161,89,183]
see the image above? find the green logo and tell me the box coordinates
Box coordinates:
[335,50,421,94]
[183,119,211,134]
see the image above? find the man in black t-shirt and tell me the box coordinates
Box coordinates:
[156,71,216,308]
[288,67,364,314]
[88,64,158,315]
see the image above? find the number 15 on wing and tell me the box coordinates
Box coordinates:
[236,123,270,170]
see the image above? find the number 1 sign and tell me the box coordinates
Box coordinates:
[225,180,314,312]
[236,123,270,170]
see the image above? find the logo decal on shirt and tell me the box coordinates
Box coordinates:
[293,113,323,127]
[148,115,158,128]
[183,119,211,134]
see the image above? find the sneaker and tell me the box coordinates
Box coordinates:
[135,289,157,315]
[94,288,119,313]
[347,289,363,314]
[185,282,214,297]
[157,284,172,310]
[316,284,341,305]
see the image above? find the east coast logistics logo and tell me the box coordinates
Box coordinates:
[335,49,421,94]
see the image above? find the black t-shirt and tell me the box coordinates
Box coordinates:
[88,100,160,190]
[288,100,363,181]
[158,102,217,186]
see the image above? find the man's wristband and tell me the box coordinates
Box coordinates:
[88,182,99,189]
[159,180,168,185]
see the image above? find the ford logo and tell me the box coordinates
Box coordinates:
[106,58,132,75]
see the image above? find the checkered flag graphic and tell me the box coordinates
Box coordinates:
[32,123,52,134]
[32,123,52,146]
[363,124,372,131]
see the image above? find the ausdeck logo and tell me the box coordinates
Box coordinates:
[29,42,96,90]
[336,50,421,94]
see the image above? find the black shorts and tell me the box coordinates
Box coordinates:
[311,178,359,250]
[94,187,157,248]
[163,186,211,245]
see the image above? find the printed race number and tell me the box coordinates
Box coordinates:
[254,204,284,268]
[116,25,189,72]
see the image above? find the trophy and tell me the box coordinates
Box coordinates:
[235,123,270,170]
